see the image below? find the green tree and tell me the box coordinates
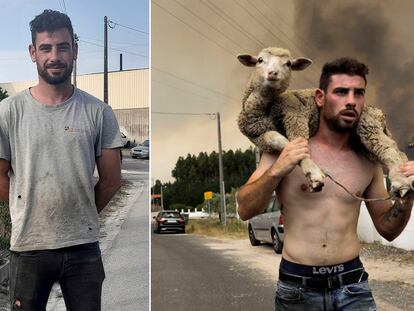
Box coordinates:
[159,148,255,209]
[0,87,8,102]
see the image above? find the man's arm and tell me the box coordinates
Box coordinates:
[95,148,122,213]
[237,138,310,221]
[365,162,414,241]
[0,159,10,203]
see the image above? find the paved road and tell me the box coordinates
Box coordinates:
[101,168,149,310]
[121,149,149,172]
[152,233,275,311]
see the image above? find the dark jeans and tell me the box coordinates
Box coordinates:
[275,279,377,311]
[9,242,105,311]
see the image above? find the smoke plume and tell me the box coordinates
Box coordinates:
[294,0,414,158]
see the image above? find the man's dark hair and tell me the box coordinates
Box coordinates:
[30,9,74,45]
[319,57,369,92]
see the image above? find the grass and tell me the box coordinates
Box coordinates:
[186,218,248,239]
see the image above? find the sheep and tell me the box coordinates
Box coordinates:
[237,47,414,198]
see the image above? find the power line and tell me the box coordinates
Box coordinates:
[108,20,149,35]
[79,39,148,58]
[79,35,148,46]
[202,0,266,48]
[172,0,246,51]
[152,111,217,118]
[245,0,320,78]
[57,0,67,13]
[259,0,318,57]
[233,0,319,84]
[153,1,237,57]
[152,79,239,108]
[200,0,316,88]
[153,67,240,104]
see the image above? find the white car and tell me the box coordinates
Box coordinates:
[247,195,284,254]
[130,140,149,159]
[120,132,132,148]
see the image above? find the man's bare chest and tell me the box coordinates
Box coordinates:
[310,147,375,200]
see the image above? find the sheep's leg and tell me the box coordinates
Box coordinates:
[357,106,414,197]
[263,131,325,192]
[283,107,326,191]
[299,158,326,192]
[238,96,277,153]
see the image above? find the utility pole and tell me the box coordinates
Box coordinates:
[216,112,226,225]
[160,185,164,210]
[104,16,108,104]
[73,33,79,87]
[120,54,123,71]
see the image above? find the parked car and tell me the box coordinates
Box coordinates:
[153,210,186,233]
[120,132,131,148]
[130,140,149,159]
[247,195,284,254]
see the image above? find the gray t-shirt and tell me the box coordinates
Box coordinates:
[0,88,123,251]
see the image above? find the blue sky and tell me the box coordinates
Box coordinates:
[0,0,149,83]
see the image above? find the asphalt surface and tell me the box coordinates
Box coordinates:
[121,148,149,172]
[101,155,149,310]
[152,233,275,311]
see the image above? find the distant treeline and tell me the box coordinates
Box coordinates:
[152,148,256,209]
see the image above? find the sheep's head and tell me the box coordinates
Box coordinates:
[238,47,312,93]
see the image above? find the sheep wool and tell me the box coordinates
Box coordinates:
[237,47,414,197]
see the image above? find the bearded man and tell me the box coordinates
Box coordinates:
[0,10,123,310]
[237,57,414,310]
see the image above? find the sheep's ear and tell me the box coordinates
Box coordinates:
[237,54,258,67]
[290,57,312,71]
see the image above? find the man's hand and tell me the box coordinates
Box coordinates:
[237,138,310,221]
[397,161,414,207]
[367,161,414,241]
[268,137,311,178]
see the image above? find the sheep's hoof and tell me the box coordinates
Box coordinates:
[399,188,410,198]
[390,183,410,198]
[390,175,414,198]
[309,182,324,193]
[305,175,324,192]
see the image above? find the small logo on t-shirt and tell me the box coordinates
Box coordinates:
[64,126,88,133]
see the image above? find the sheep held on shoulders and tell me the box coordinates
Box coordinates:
[237,47,414,198]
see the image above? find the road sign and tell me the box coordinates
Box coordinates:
[204,191,213,200]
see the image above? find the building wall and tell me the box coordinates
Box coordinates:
[114,108,149,144]
[357,177,414,250]
[0,69,149,143]
[75,69,149,110]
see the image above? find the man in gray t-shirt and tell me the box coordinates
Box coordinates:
[0,10,123,310]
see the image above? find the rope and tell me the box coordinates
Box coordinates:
[323,171,396,202]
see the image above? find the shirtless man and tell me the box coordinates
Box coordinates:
[237,57,414,310]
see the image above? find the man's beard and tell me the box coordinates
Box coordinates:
[37,61,73,85]
[323,105,360,133]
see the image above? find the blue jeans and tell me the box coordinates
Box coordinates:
[9,242,105,311]
[275,280,377,311]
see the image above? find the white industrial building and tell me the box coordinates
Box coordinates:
[0,68,149,143]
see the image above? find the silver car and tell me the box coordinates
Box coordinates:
[247,195,284,254]
[130,139,149,159]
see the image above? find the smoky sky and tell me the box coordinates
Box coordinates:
[294,0,414,159]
